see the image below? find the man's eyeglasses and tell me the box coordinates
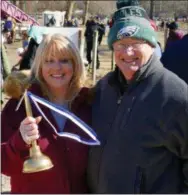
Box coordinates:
[113,41,146,51]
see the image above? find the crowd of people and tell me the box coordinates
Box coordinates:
[1,0,188,193]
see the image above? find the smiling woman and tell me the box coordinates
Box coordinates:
[32,33,85,104]
[1,33,92,194]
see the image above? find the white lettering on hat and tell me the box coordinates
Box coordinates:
[117,26,140,39]
[113,6,149,21]
[129,7,143,17]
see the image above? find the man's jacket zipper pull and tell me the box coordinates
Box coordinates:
[117,96,123,104]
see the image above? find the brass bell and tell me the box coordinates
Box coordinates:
[23,91,54,173]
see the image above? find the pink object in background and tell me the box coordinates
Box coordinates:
[1,0,39,25]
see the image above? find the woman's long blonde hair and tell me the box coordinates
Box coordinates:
[30,33,86,102]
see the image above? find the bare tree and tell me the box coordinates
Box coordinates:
[14,0,25,11]
[83,1,89,25]
[66,1,75,20]
[13,1,188,21]
[150,0,154,19]
[11,0,17,6]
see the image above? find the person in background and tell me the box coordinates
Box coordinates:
[3,16,13,44]
[98,21,106,46]
[165,21,184,50]
[46,15,56,27]
[66,18,75,27]
[22,31,30,50]
[160,20,165,31]
[87,0,188,193]
[84,16,101,69]
[2,33,92,194]
[13,31,30,71]
[18,26,41,70]
[161,33,188,84]
[3,16,12,33]
[149,19,158,31]
[108,18,114,28]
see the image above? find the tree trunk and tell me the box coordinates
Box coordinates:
[150,0,154,19]
[11,0,17,5]
[159,0,162,12]
[19,0,25,11]
[11,0,19,7]
[66,1,75,21]
[83,1,89,25]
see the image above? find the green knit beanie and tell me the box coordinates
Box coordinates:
[108,0,157,49]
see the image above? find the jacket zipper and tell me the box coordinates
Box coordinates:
[117,95,123,104]
[97,92,123,188]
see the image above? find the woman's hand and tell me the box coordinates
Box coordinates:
[19,116,42,145]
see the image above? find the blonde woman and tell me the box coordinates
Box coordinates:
[1,34,91,194]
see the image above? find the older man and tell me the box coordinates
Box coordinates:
[87,0,188,193]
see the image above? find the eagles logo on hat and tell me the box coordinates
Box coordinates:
[117,26,140,39]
